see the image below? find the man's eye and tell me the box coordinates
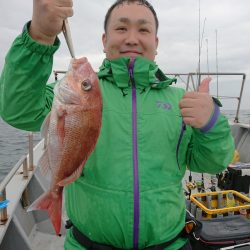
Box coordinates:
[140,28,149,33]
[116,27,127,31]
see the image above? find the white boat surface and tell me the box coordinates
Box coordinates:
[0,72,249,250]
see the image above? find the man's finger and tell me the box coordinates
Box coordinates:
[181,107,195,118]
[198,77,212,93]
[179,98,197,109]
[183,117,196,127]
[182,92,200,99]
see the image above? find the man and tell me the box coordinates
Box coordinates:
[0,0,234,249]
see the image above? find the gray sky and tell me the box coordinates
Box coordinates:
[0,0,249,110]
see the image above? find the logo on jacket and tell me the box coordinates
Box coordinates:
[156,101,172,110]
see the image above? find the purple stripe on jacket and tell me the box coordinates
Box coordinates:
[200,102,220,133]
[129,59,140,250]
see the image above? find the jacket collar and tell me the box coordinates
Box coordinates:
[97,57,176,90]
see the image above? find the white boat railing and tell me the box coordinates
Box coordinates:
[53,71,247,124]
[0,133,35,224]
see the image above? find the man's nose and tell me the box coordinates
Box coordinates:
[125,30,139,45]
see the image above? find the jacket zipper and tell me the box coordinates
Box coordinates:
[176,120,186,170]
[129,59,139,250]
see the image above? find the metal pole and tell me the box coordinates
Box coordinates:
[28,133,34,171]
[23,157,28,179]
[234,74,246,123]
[186,74,191,91]
[191,75,196,91]
[21,188,30,209]
[0,189,8,224]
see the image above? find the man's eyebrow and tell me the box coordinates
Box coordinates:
[117,17,152,25]
[117,17,130,23]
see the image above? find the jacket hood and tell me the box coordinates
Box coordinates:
[97,57,177,90]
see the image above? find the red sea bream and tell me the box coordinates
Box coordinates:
[28,57,102,235]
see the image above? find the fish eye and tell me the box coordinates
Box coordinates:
[81,79,92,91]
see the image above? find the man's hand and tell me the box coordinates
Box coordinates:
[29,0,73,45]
[179,77,214,129]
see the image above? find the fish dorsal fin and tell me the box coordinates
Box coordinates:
[57,164,83,187]
[41,112,51,138]
[37,148,51,176]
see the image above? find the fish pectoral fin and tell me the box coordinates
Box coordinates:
[57,165,83,187]
[57,105,67,117]
[41,112,51,138]
[38,148,51,176]
[56,107,66,146]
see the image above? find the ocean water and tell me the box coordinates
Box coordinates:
[0,110,250,183]
[0,118,41,182]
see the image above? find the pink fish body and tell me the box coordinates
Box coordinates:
[28,57,102,235]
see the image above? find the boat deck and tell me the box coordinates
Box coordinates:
[30,220,65,250]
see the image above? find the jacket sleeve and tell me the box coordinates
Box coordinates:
[0,22,60,132]
[186,113,235,174]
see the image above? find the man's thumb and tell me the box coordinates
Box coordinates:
[198,77,212,93]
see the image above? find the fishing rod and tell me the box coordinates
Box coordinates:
[197,0,206,89]
[62,19,76,59]
[215,29,219,98]
[206,38,210,76]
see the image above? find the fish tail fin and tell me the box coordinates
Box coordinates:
[27,191,62,235]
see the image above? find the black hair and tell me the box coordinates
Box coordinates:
[104,0,159,33]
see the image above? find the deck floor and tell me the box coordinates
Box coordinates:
[31,231,65,250]
[29,208,67,250]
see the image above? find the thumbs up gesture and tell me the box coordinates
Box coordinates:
[179,77,214,128]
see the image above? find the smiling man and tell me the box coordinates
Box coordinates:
[0,0,234,250]
[102,2,158,60]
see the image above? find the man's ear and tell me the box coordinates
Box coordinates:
[102,33,107,53]
[155,36,159,50]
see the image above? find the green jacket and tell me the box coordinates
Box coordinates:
[0,25,235,250]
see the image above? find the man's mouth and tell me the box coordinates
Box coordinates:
[120,51,142,56]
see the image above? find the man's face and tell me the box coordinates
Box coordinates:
[102,3,159,61]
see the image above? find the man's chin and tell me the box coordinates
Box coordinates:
[121,54,142,59]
